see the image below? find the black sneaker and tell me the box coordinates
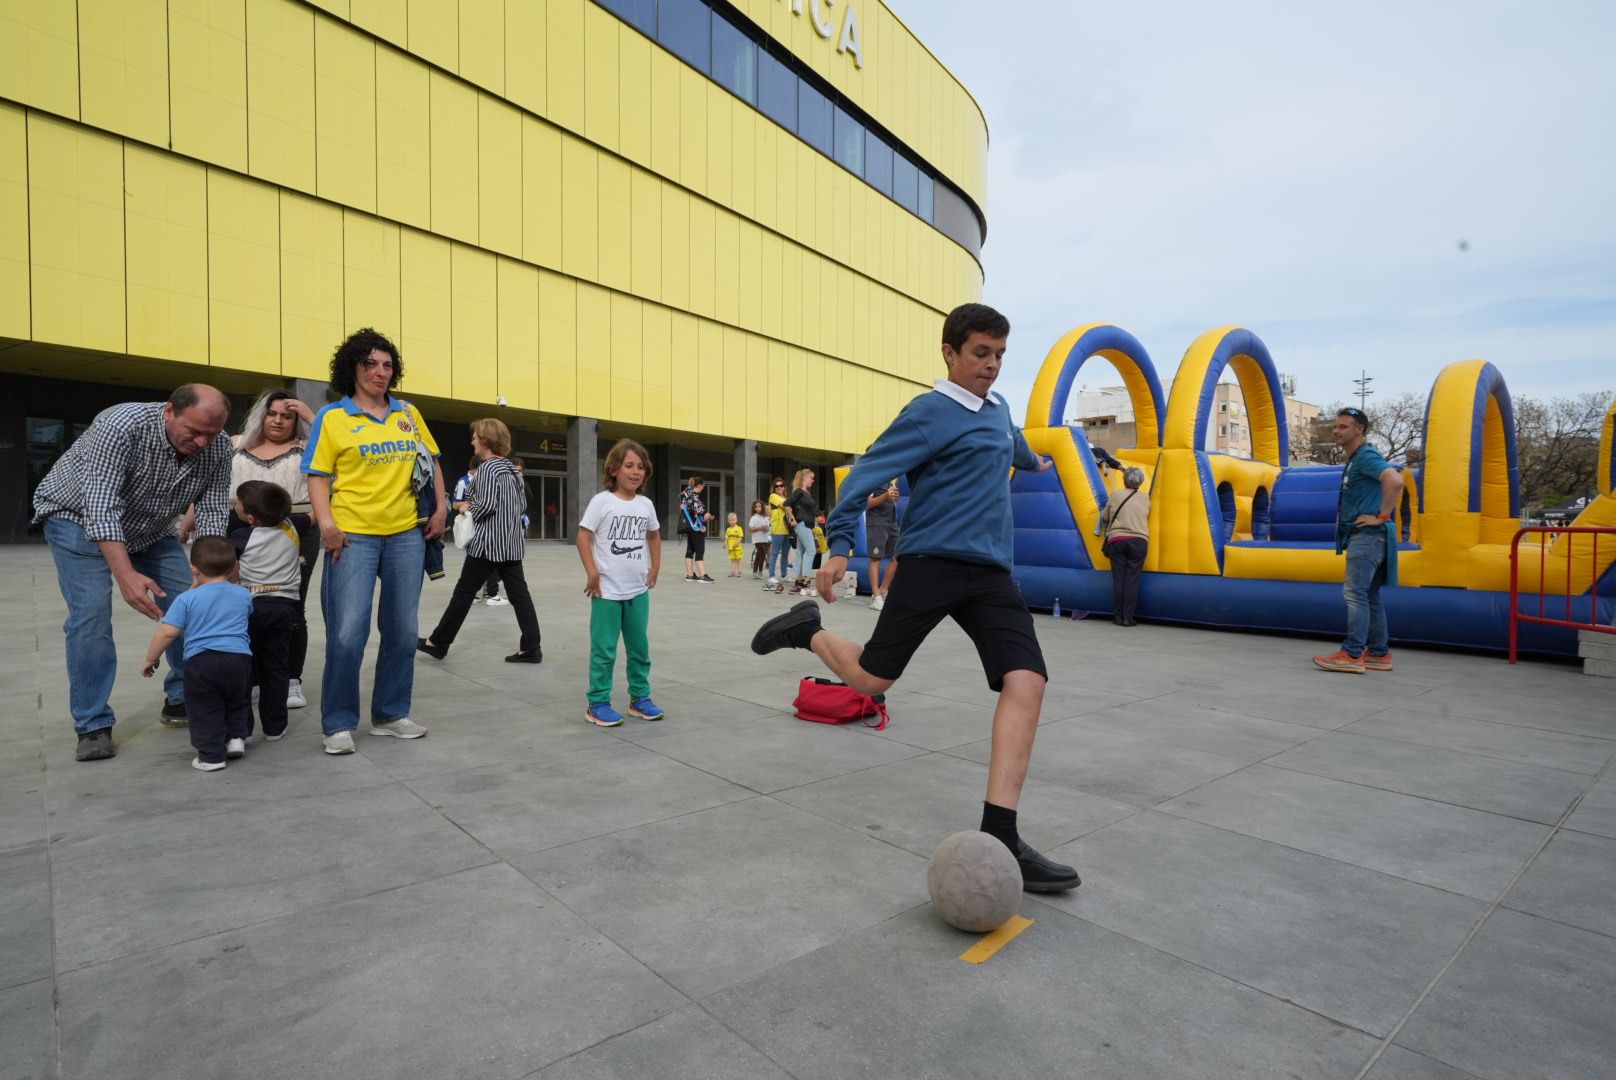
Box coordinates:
[504,649,542,664]
[159,698,188,726]
[75,729,116,761]
[1014,839,1081,892]
[416,638,448,660]
[698,574,715,583]
[750,600,822,655]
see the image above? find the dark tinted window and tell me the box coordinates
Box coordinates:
[917,173,934,223]
[798,81,832,155]
[864,131,892,196]
[757,49,796,130]
[598,0,655,35]
[658,0,710,73]
[892,154,919,213]
[833,106,863,173]
[711,15,756,104]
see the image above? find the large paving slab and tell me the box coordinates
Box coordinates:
[1502,829,1616,937]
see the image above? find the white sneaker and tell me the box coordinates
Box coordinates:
[286,678,306,709]
[265,732,287,743]
[765,578,779,591]
[191,757,227,772]
[870,594,886,611]
[371,717,428,739]
[323,731,355,755]
[486,595,510,607]
[225,738,246,759]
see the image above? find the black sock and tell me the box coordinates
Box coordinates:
[783,608,823,650]
[980,801,1020,852]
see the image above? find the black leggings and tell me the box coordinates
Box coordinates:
[428,555,541,653]
[1104,537,1148,622]
[230,511,318,680]
[685,532,706,562]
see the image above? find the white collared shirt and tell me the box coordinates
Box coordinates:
[932,379,999,413]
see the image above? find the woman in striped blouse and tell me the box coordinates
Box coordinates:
[417,419,543,663]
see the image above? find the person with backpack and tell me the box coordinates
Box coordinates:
[1098,466,1149,626]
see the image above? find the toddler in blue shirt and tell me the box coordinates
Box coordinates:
[142,536,254,771]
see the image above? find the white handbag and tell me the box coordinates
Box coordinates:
[452,512,476,550]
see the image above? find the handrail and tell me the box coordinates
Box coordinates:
[1508,525,1616,664]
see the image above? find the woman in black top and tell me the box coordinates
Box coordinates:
[784,468,820,595]
[418,419,542,663]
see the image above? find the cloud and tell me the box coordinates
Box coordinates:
[892,0,1616,418]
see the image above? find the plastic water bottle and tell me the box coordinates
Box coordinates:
[1052,597,1062,618]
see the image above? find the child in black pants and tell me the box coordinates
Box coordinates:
[231,481,303,741]
[142,537,254,771]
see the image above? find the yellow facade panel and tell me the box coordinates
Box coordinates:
[609,293,641,423]
[342,211,401,340]
[696,320,723,436]
[757,231,781,340]
[478,96,523,258]
[308,0,347,17]
[712,210,738,327]
[0,103,29,339]
[505,0,547,115]
[429,72,479,243]
[657,183,690,312]
[640,303,669,411]
[350,0,407,46]
[459,0,505,93]
[537,268,576,415]
[496,257,539,410]
[124,147,208,365]
[617,30,652,167]
[246,0,316,192]
[574,281,610,417]
[545,0,586,134]
[687,198,716,320]
[705,87,732,208]
[315,15,377,213]
[629,168,661,301]
[78,0,169,146]
[668,310,698,431]
[596,155,632,293]
[207,169,280,374]
[559,133,598,281]
[677,67,707,192]
[521,117,563,269]
[736,220,761,334]
[729,102,756,221]
[279,191,343,380]
[648,50,682,181]
[0,0,79,118]
[752,121,777,233]
[581,3,621,150]
[777,243,801,346]
[450,244,498,403]
[27,116,124,354]
[399,228,453,398]
[407,0,457,71]
[169,0,248,170]
[376,46,431,229]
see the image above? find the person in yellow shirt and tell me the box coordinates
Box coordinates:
[813,516,829,571]
[724,513,746,577]
[303,328,445,756]
[765,477,791,591]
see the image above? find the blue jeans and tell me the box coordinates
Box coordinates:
[44,516,190,734]
[1342,530,1390,658]
[319,529,424,734]
[768,534,791,579]
[794,522,815,576]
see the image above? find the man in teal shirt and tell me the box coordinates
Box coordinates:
[1315,407,1404,673]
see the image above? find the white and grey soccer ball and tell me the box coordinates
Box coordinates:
[927,831,1023,932]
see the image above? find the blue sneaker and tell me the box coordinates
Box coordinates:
[585,702,624,727]
[628,696,664,721]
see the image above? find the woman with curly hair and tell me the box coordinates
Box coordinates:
[301,328,446,755]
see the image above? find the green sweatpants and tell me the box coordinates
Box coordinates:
[589,592,652,704]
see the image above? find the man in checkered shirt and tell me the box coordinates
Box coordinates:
[33,384,235,762]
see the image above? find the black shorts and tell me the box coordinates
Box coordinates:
[685,532,706,560]
[859,556,1046,692]
[867,526,898,557]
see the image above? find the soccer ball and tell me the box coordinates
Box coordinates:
[926,831,1023,932]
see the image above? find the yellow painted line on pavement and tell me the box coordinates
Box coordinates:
[960,916,1033,964]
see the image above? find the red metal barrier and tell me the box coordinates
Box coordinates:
[1509,525,1616,664]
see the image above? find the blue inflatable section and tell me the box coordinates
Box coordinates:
[1270,465,1341,543]
[1011,454,1093,574]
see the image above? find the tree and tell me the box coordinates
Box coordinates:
[1305,392,1426,465]
[1515,392,1610,509]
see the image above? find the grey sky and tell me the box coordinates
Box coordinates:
[893,0,1615,421]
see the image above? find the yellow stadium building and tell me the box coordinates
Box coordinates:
[0,0,987,542]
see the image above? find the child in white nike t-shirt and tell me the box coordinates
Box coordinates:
[577,439,663,728]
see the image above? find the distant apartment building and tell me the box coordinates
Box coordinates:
[1073,377,1323,464]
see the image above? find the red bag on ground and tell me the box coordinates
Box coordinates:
[793,677,889,730]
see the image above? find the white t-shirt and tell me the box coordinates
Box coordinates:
[579,490,660,600]
[747,513,770,544]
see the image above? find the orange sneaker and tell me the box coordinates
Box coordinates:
[1363,652,1393,671]
[1313,650,1366,673]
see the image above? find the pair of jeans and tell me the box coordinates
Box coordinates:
[1104,536,1148,622]
[793,522,816,577]
[319,528,424,734]
[186,650,253,763]
[588,592,651,704]
[1341,529,1390,657]
[768,534,791,579]
[249,596,298,737]
[44,516,190,734]
[428,555,541,653]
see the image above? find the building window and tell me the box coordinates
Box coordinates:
[658,0,711,73]
[892,153,919,213]
[757,49,796,130]
[1219,402,1227,412]
[711,14,756,104]
[1220,424,1228,437]
[863,129,892,195]
[918,175,934,222]
[833,106,864,173]
[598,0,655,35]
[797,80,832,155]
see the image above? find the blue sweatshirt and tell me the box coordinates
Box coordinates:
[827,381,1040,571]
